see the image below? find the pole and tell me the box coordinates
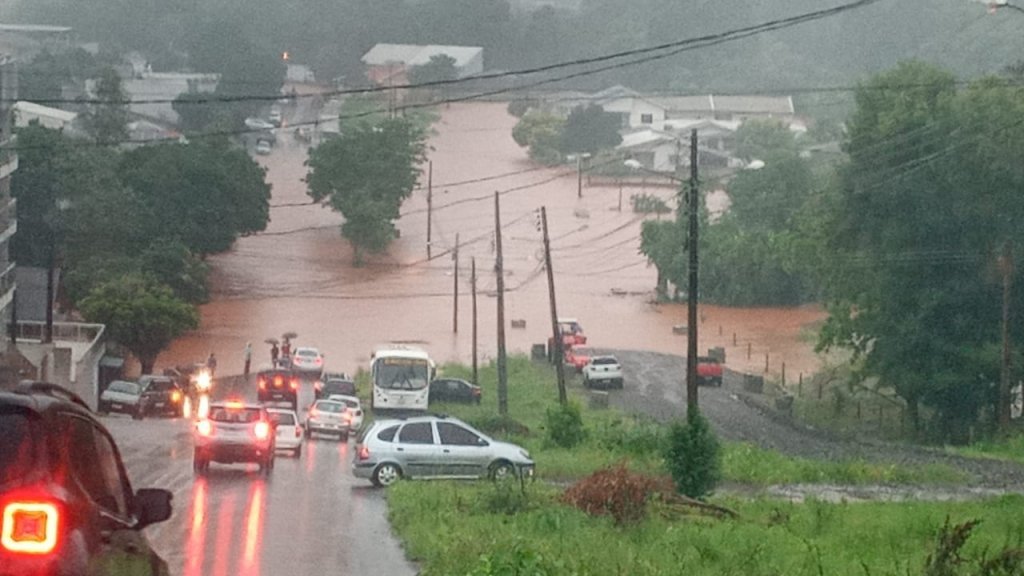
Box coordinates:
[494,192,509,415]
[541,207,568,405]
[685,128,699,417]
[472,258,479,386]
[576,155,582,199]
[426,161,433,259]
[44,233,55,344]
[618,180,623,212]
[453,233,459,334]
[1000,239,1013,430]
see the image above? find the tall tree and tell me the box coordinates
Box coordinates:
[82,67,129,145]
[79,274,198,375]
[561,104,623,155]
[306,118,427,264]
[408,54,459,85]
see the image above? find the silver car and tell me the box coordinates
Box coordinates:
[352,415,535,487]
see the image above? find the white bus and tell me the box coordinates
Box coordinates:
[369,346,435,412]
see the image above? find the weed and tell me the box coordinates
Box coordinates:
[561,462,671,526]
[545,401,586,448]
[482,481,532,516]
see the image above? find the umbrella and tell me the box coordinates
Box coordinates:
[281,331,298,341]
[264,337,279,345]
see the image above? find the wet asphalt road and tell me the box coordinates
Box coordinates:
[102,378,417,576]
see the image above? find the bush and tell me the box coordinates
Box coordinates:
[632,193,671,215]
[481,480,532,516]
[468,414,531,438]
[594,417,667,456]
[506,99,538,118]
[560,463,671,525]
[664,410,721,499]
[545,402,586,448]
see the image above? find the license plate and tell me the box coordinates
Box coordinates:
[154,402,165,408]
[111,403,123,410]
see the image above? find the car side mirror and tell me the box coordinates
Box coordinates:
[477,438,489,447]
[133,488,172,530]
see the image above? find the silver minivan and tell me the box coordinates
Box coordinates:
[353,415,534,487]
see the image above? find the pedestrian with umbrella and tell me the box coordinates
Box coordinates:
[243,342,253,377]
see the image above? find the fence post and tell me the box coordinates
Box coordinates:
[781,362,786,388]
[798,373,803,397]
[878,404,884,432]
[817,379,823,400]
[747,342,751,359]
[764,352,769,373]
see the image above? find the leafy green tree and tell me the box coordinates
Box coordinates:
[81,67,129,145]
[306,119,428,264]
[640,217,684,299]
[561,104,622,155]
[10,125,72,266]
[408,54,458,85]
[734,118,799,161]
[120,139,271,255]
[664,410,721,499]
[18,49,103,104]
[172,90,236,134]
[511,111,565,165]
[79,274,199,375]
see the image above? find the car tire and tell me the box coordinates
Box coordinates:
[193,452,208,474]
[489,460,516,481]
[294,445,302,458]
[371,463,402,487]
[340,431,349,442]
[132,408,144,421]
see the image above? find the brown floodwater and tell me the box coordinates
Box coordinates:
[162,102,825,380]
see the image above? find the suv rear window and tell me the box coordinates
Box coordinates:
[324,381,355,395]
[0,411,35,484]
[592,357,618,365]
[210,407,261,423]
[270,412,295,425]
[145,380,177,392]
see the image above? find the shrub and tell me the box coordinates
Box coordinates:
[467,414,531,438]
[481,480,532,516]
[560,463,671,525]
[545,402,586,448]
[594,417,667,456]
[632,193,671,215]
[664,410,721,499]
[468,541,558,576]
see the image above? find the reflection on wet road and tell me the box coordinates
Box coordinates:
[104,380,415,576]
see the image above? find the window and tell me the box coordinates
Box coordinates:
[437,422,483,446]
[313,401,344,413]
[270,412,295,425]
[210,408,261,423]
[108,381,139,394]
[92,430,132,517]
[376,425,400,442]
[592,357,618,366]
[0,411,35,485]
[143,380,176,392]
[640,113,654,124]
[397,422,434,444]
[63,416,131,517]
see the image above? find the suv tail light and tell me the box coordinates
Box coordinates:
[2,501,60,555]
[196,420,213,436]
[354,409,363,416]
[258,378,267,390]
[289,379,299,391]
[254,421,270,440]
[294,426,301,438]
[357,445,370,461]
[171,390,182,403]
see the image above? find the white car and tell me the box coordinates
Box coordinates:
[583,355,624,389]
[255,139,272,155]
[327,394,364,431]
[98,380,146,419]
[305,399,350,440]
[244,117,275,131]
[267,408,304,457]
[291,346,324,374]
[269,107,283,126]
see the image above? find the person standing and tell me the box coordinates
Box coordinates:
[271,342,280,365]
[206,352,218,378]
[243,342,252,377]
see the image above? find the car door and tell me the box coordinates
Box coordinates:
[63,415,167,575]
[436,421,490,477]
[394,422,439,478]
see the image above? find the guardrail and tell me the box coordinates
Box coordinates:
[15,321,105,345]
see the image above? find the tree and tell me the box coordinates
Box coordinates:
[734,118,799,162]
[9,125,72,266]
[172,90,235,134]
[511,111,565,165]
[561,104,622,155]
[408,54,458,85]
[120,139,271,255]
[306,119,427,264]
[81,67,129,145]
[79,274,198,375]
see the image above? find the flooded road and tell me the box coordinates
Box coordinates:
[163,101,823,381]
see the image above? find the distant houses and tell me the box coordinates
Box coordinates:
[362,43,484,87]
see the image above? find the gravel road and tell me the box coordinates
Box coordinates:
[603,349,1024,490]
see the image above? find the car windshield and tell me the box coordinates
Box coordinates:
[314,402,344,413]
[374,359,430,390]
[144,380,176,392]
[0,411,35,485]
[109,381,140,394]
[329,397,359,409]
[270,412,295,425]
[592,357,618,365]
[296,349,317,357]
[210,407,261,423]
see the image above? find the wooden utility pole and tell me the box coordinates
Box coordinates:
[685,128,699,417]
[541,207,568,405]
[426,161,433,259]
[576,155,583,198]
[1000,239,1013,430]
[472,258,479,386]
[453,233,459,333]
[494,192,509,415]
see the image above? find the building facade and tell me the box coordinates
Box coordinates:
[0,55,18,339]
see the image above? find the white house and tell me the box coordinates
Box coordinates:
[12,100,77,131]
[362,43,484,82]
[117,72,219,125]
[618,126,744,174]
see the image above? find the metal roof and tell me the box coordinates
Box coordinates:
[362,44,482,68]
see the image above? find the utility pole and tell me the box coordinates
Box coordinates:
[541,207,568,405]
[453,233,459,333]
[1000,239,1013,430]
[471,258,478,386]
[576,155,583,199]
[685,128,699,417]
[426,161,433,259]
[44,232,55,344]
[494,192,509,415]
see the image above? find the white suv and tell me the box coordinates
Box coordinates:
[583,355,623,389]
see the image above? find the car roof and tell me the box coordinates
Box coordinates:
[327,394,359,402]
[266,407,298,416]
[313,399,344,406]
[2,382,97,419]
[210,401,264,410]
[295,346,319,352]
[591,355,618,361]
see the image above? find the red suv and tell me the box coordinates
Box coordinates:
[1,382,172,576]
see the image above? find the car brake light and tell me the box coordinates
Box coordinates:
[226,400,244,409]
[289,379,299,390]
[196,420,213,436]
[258,378,266,390]
[315,358,322,365]
[2,501,60,555]
[357,445,370,461]
[472,389,481,396]
[273,376,283,388]
[294,426,301,438]
[254,421,270,440]
[171,390,182,403]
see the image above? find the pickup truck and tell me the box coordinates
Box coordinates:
[583,355,623,389]
[563,346,593,373]
[697,356,723,387]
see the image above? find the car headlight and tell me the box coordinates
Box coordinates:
[519,449,531,460]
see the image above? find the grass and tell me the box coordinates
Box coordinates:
[338,94,440,134]
[420,356,966,486]
[947,432,1024,465]
[387,481,1024,576]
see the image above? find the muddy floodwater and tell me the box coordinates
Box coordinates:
[163,102,824,380]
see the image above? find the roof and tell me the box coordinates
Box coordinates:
[0,24,73,34]
[12,101,77,122]
[647,95,714,113]
[362,43,483,68]
[713,95,794,115]
[618,129,675,149]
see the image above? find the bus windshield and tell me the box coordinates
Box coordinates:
[374,359,430,391]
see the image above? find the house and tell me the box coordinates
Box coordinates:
[649,94,795,123]
[116,72,220,125]
[361,43,485,85]
[617,127,744,174]
[12,100,78,131]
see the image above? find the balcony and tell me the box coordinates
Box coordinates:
[0,146,16,181]
[0,261,13,312]
[0,198,16,245]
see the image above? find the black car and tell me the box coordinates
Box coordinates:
[137,375,184,417]
[429,378,482,404]
[315,377,356,401]
[256,368,299,409]
[0,381,173,576]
